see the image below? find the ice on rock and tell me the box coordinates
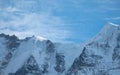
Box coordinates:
[0,23,120,75]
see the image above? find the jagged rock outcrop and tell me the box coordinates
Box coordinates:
[0,33,20,74]
[9,55,41,75]
[66,23,120,75]
[55,53,65,73]
[0,23,120,75]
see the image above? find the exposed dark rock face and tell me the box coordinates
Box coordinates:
[0,35,57,75]
[54,53,65,73]
[112,32,120,64]
[41,62,49,74]
[66,24,120,75]
[112,46,120,63]
[0,33,20,52]
[66,47,103,75]
[0,33,20,69]
[9,55,41,75]
[1,23,120,75]
[46,40,55,53]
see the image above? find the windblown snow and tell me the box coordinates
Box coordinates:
[0,23,120,75]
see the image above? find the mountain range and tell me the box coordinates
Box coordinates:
[0,23,120,75]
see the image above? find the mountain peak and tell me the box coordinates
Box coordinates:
[24,35,47,42]
[104,22,119,29]
[90,23,120,47]
[30,35,47,41]
[98,23,119,37]
[103,22,119,31]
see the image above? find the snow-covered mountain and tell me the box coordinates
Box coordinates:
[67,23,120,75]
[0,23,120,75]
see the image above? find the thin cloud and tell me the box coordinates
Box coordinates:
[5,7,20,12]
[0,0,73,43]
[0,0,120,43]
[105,17,120,20]
[0,13,71,43]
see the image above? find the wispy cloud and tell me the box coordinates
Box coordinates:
[71,0,120,13]
[0,0,120,43]
[0,0,72,43]
[5,7,20,12]
[0,12,71,42]
[105,17,120,20]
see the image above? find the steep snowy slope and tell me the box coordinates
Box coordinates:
[55,43,84,70]
[0,34,84,75]
[3,36,56,75]
[0,34,20,74]
[0,23,120,75]
[0,36,7,62]
[67,23,120,75]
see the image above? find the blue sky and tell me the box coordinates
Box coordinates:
[0,0,120,43]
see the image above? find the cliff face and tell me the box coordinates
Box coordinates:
[0,23,120,75]
[0,35,56,75]
[66,23,120,75]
